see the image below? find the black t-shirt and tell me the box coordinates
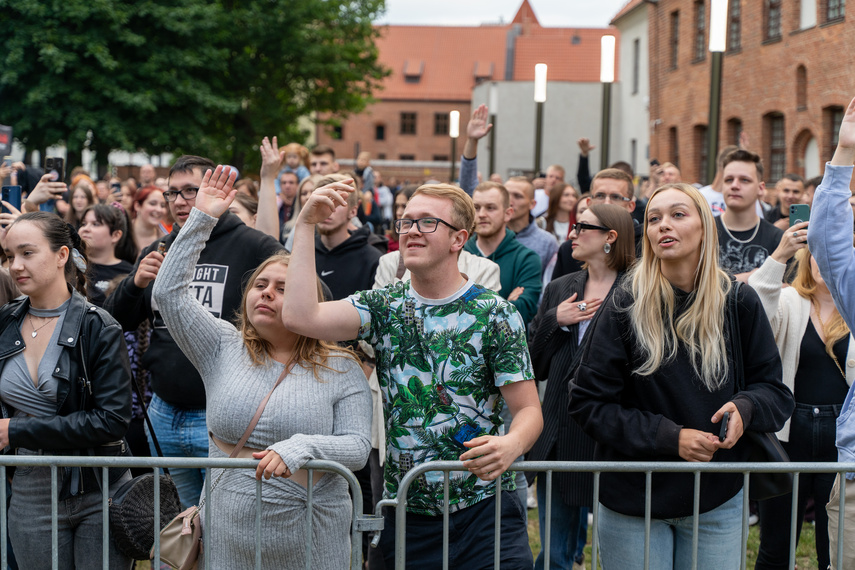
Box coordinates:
[715,217,784,276]
[793,320,850,405]
[88,261,134,308]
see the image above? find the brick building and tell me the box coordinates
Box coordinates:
[648,0,853,185]
[316,0,615,184]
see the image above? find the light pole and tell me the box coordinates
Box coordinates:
[600,35,616,171]
[449,110,460,183]
[533,64,547,175]
[706,0,729,183]
[488,83,498,177]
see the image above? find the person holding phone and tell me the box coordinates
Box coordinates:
[749,224,852,570]
[568,183,793,569]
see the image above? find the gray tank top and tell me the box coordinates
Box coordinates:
[0,299,70,417]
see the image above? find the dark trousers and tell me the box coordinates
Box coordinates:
[378,491,532,569]
[756,403,840,570]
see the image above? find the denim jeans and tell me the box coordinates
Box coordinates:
[144,394,208,509]
[597,489,744,570]
[8,456,132,569]
[757,402,839,570]
[534,474,582,570]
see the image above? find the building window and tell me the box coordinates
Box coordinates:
[669,126,680,167]
[434,113,449,136]
[796,66,808,110]
[377,153,386,160]
[669,11,680,70]
[693,1,706,62]
[375,124,386,141]
[695,125,709,184]
[433,155,449,162]
[825,105,845,161]
[728,0,741,51]
[331,125,343,140]
[632,38,640,94]
[400,112,416,135]
[827,0,845,21]
[399,154,415,161]
[631,138,638,173]
[765,112,786,183]
[800,0,818,28]
[766,0,782,41]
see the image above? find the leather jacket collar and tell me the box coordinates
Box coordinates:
[0,288,88,360]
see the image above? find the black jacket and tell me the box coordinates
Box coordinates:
[315,224,382,300]
[569,282,794,518]
[104,212,283,408]
[0,289,132,452]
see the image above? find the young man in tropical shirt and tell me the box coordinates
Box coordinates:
[282,179,542,569]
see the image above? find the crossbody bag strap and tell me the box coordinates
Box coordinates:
[728,280,745,393]
[228,358,295,459]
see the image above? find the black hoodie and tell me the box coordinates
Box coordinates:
[104,212,282,408]
[315,224,382,300]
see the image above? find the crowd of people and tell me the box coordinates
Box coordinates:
[0,96,855,570]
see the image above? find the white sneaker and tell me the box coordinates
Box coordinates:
[748,514,759,526]
[588,512,594,526]
[527,484,538,509]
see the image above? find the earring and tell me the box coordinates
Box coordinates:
[603,243,611,254]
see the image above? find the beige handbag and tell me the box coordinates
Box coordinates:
[152,360,294,569]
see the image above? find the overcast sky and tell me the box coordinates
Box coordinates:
[378,0,630,28]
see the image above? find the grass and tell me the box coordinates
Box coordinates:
[527,506,821,569]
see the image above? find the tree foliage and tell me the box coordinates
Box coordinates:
[0,0,387,171]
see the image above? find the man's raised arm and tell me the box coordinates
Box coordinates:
[281,179,363,342]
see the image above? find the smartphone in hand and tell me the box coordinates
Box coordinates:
[719,411,730,442]
[790,204,810,227]
[1,185,22,214]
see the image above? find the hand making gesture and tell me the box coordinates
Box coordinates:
[195,165,238,218]
[297,178,356,225]
[260,136,286,181]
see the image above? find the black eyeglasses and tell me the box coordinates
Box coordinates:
[163,187,199,202]
[572,222,611,233]
[591,192,632,203]
[394,217,461,234]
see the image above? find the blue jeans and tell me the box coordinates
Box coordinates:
[597,489,744,570]
[8,457,132,569]
[534,474,582,570]
[144,394,208,509]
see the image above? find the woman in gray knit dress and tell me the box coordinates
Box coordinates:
[151,165,372,569]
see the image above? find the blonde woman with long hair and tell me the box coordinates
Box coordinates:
[151,166,372,569]
[749,225,852,570]
[568,183,794,569]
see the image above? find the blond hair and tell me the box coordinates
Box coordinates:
[236,252,358,376]
[628,183,731,390]
[791,247,850,357]
[411,183,476,235]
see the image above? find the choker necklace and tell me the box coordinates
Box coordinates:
[29,314,58,338]
[721,218,760,244]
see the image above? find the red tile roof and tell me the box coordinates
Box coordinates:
[514,28,619,83]
[373,2,618,101]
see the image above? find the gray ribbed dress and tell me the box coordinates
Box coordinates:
[152,208,372,569]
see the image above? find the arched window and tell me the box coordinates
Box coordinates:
[796,65,807,110]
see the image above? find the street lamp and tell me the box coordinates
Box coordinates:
[533,64,547,174]
[449,110,460,182]
[600,35,616,170]
[706,0,729,183]
[488,83,499,178]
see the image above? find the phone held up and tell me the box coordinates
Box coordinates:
[41,157,65,213]
[789,204,810,227]
[1,185,22,218]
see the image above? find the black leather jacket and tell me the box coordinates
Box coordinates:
[0,289,132,452]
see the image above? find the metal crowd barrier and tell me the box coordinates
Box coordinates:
[374,460,855,570]
[0,455,383,570]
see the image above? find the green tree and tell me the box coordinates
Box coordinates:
[0,0,386,173]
